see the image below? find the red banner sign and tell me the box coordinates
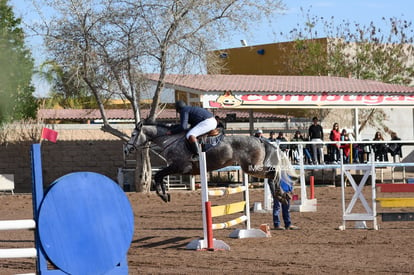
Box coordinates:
[204,91,414,108]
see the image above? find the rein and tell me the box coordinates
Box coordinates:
[160,135,185,153]
[127,127,184,154]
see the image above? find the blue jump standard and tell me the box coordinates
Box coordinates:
[31,143,134,275]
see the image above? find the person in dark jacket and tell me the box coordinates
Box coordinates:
[268,131,277,142]
[308,117,324,165]
[168,100,217,159]
[372,131,388,162]
[388,131,402,162]
[215,116,225,129]
[291,130,313,164]
[276,132,288,152]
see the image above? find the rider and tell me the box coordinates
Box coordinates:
[167,100,217,159]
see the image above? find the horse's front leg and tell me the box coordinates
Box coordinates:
[153,165,178,202]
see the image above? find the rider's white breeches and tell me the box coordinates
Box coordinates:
[186,117,217,139]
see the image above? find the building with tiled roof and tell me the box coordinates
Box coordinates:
[146,74,414,95]
[37,108,288,123]
[145,74,414,110]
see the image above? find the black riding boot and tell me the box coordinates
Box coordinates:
[189,140,200,161]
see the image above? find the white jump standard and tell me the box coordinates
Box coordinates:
[186,147,268,251]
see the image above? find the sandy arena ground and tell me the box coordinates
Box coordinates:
[2,178,414,275]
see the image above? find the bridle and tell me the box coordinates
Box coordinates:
[125,127,141,153]
[125,122,145,152]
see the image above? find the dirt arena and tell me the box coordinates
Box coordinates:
[1,182,414,274]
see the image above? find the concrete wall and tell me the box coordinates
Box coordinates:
[0,140,125,193]
[2,115,413,194]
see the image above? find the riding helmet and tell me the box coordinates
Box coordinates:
[175,100,186,112]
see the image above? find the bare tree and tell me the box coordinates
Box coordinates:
[31,0,286,192]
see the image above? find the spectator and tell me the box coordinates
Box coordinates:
[361,139,372,163]
[308,117,324,165]
[329,123,341,163]
[276,131,288,152]
[348,131,361,163]
[291,130,312,164]
[268,131,277,142]
[340,129,351,163]
[254,129,264,139]
[388,131,402,162]
[372,131,388,161]
[273,178,299,230]
[215,116,225,129]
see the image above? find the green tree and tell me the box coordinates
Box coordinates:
[0,0,36,124]
[39,61,100,109]
[281,9,414,133]
[283,10,414,83]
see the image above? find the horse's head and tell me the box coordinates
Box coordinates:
[124,122,147,155]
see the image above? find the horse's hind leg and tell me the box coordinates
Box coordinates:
[153,165,178,202]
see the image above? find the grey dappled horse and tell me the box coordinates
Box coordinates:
[124,122,298,202]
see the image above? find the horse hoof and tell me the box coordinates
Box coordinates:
[158,193,170,203]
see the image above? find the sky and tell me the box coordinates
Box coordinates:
[217,0,414,49]
[9,0,414,97]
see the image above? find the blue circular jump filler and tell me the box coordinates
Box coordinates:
[38,172,134,275]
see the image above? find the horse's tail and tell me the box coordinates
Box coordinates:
[263,141,298,187]
[277,148,298,186]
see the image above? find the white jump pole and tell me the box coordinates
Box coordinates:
[0,219,37,259]
[0,219,35,230]
[263,179,272,211]
[199,149,210,249]
[0,248,37,259]
[290,144,317,212]
[243,173,251,230]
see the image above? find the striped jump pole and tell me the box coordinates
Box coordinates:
[377,183,414,222]
[208,173,268,238]
[186,148,230,251]
[186,146,269,251]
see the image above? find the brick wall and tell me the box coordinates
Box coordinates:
[0,140,125,193]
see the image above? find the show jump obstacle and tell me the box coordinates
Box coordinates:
[377,183,414,222]
[186,148,268,251]
[339,151,414,230]
[0,144,134,275]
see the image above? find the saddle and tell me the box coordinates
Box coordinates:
[185,127,225,153]
[198,127,225,152]
[205,128,220,137]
